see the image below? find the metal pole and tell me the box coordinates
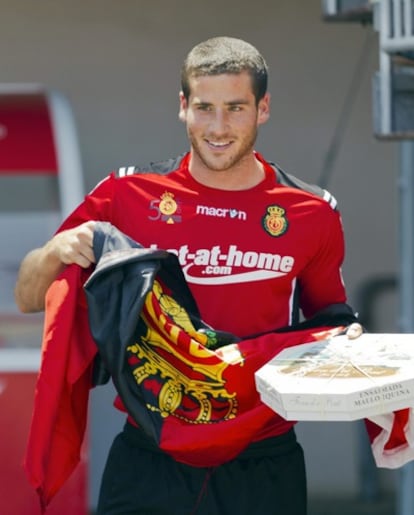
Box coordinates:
[396,140,414,515]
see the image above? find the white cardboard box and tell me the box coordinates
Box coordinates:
[255,333,414,421]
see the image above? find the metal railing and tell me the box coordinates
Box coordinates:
[378,0,414,52]
[373,0,414,138]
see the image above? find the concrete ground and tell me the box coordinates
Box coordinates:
[89,495,396,514]
[308,495,395,515]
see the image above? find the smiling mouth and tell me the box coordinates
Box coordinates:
[206,140,233,150]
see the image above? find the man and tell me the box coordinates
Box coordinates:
[15,37,358,515]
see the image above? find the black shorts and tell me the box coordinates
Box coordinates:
[97,423,307,515]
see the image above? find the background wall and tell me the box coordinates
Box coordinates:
[0,0,402,510]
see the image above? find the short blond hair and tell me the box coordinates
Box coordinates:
[181,36,268,104]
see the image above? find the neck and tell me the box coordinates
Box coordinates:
[188,152,265,191]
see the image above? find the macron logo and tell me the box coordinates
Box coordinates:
[196,205,247,221]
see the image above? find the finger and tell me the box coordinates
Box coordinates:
[60,245,94,268]
[346,323,364,340]
[71,252,94,269]
[75,245,96,267]
[78,221,97,263]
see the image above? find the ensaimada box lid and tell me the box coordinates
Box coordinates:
[255,333,414,421]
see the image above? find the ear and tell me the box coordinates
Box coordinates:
[178,91,187,123]
[257,92,270,125]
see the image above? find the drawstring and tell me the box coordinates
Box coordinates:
[190,467,215,515]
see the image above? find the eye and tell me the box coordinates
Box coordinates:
[197,104,212,112]
[228,105,243,112]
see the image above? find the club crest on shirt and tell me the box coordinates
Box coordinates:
[262,204,288,237]
[149,191,182,224]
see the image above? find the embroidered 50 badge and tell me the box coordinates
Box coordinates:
[148,191,182,224]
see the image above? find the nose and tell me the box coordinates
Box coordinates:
[208,109,229,135]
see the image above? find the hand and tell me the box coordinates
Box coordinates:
[49,220,97,268]
[345,322,364,340]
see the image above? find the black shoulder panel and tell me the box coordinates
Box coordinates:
[271,163,338,211]
[116,154,185,178]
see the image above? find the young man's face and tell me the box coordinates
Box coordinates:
[179,71,270,173]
